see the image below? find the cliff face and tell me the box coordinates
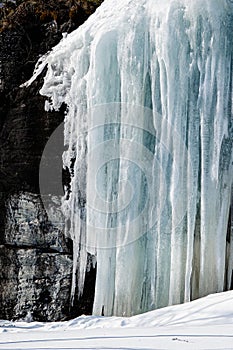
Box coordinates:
[0,0,102,321]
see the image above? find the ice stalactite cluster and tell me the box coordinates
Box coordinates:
[26,0,233,316]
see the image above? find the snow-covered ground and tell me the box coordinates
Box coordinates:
[1,291,233,349]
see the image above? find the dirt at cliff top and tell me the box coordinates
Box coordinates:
[0,0,104,32]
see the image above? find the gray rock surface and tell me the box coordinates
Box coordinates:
[4,192,67,252]
[0,246,73,321]
[0,192,73,321]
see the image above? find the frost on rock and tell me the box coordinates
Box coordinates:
[28,0,233,316]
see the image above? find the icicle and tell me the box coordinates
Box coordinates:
[26,0,233,316]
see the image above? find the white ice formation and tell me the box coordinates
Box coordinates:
[25,0,233,316]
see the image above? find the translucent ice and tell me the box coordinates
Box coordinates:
[26,0,233,316]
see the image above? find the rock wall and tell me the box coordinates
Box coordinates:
[0,0,102,321]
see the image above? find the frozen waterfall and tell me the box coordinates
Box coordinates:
[25,0,233,316]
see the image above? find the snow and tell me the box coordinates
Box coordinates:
[24,0,233,317]
[1,291,233,349]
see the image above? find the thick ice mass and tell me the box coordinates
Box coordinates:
[27,0,233,316]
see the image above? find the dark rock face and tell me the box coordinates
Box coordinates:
[0,191,73,321]
[0,245,73,321]
[4,193,68,252]
[0,0,102,321]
